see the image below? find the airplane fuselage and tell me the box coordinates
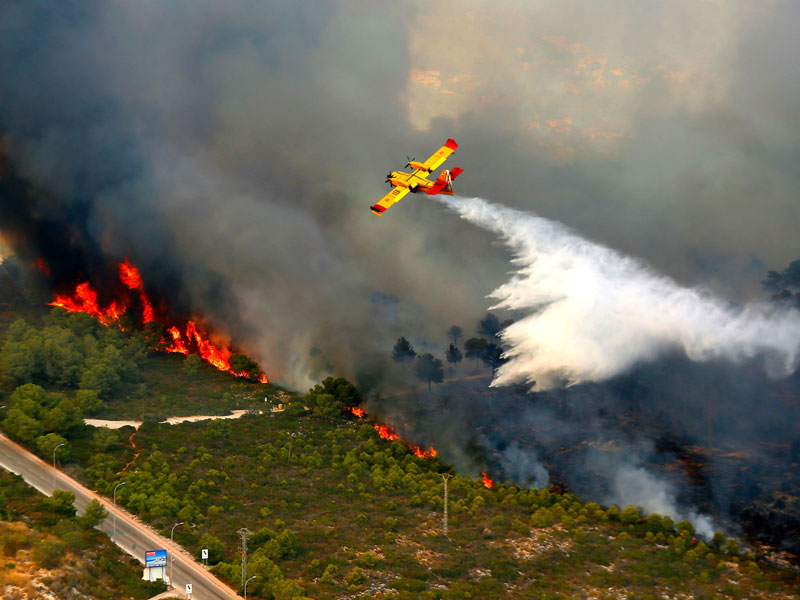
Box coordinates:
[387,169,454,195]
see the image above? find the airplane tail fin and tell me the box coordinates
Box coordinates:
[426,167,463,195]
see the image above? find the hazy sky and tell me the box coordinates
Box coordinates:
[1,0,798,388]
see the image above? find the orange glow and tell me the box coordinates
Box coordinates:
[348,407,367,418]
[36,256,51,276]
[49,260,268,383]
[481,472,494,489]
[374,422,437,459]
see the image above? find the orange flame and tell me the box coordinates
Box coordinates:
[186,320,232,371]
[119,259,155,323]
[165,326,189,354]
[51,282,126,326]
[49,260,268,383]
[348,407,366,418]
[374,422,437,459]
[481,472,494,489]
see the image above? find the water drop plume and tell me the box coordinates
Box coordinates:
[438,196,800,390]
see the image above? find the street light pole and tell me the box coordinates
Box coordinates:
[112,481,127,542]
[244,575,257,599]
[170,521,183,586]
[52,442,66,486]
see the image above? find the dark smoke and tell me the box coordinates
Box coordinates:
[2,0,800,553]
[372,356,800,551]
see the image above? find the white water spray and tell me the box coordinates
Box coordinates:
[439,196,800,390]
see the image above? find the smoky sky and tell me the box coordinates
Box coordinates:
[1,0,799,391]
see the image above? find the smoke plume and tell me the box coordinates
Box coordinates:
[438,195,800,390]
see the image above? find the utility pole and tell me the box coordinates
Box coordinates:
[441,473,453,537]
[238,527,251,589]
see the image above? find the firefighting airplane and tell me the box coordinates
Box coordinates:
[370,139,463,216]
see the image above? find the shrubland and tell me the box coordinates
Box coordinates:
[0,271,798,599]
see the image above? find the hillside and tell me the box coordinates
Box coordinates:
[0,469,165,599]
[1,264,799,599]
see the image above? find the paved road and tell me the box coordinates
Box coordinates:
[0,432,241,600]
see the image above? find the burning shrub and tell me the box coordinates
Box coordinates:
[229,352,261,379]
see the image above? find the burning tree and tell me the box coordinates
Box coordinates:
[47,259,269,383]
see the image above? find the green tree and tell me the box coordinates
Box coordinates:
[79,359,121,399]
[263,529,298,560]
[45,489,77,516]
[33,538,66,568]
[478,313,502,338]
[414,354,444,391]
[204,418,232,441]
[620,505,640,526]
[308,377,362,409]
[3,408,43,443]
[198,533,225,565]
[464,338,488,365]
[182,353,203,376]
[481,343,506,372]
[75,388,102,414]
[392,337,416,363]
[79,499,108,529]
[309,393,340,418]
[445,343,462,364]
[36,433,68,459]
[90,427,119,452]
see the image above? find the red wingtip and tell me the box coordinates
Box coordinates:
[370,204,386,216]
[445,138,458,150]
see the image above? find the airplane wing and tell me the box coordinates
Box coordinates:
[370,186,411,216]
[421,138,458,173]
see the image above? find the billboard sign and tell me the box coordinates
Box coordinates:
[145,549,167,568]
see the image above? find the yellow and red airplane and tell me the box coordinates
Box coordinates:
[370,139,463,216]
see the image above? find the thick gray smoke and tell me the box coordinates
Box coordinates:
[438,196,800,390]
[3,0,800,550]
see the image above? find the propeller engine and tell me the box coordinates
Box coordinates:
[404,155,416,169]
